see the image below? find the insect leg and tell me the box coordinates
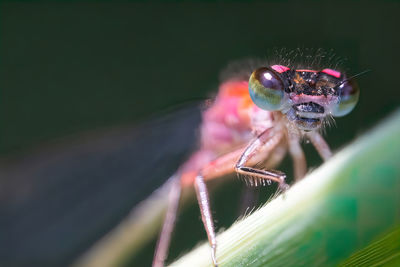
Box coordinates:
[288,132,307,181]
[192,145,268,267]
[235,128,288,189]
[306,131,332,161]
[190,129,286,266]
[152,175,182,267]
[194,173,218,267]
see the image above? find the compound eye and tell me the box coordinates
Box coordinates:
[249,67,285,111]
[331,79,360,117]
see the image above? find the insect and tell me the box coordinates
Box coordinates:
[152,54,360,267]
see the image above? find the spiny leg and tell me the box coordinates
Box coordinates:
[288,131,307,181]
[306,131,332,161]
[235,166,287,189]
[235,128,289,190]
[152,175,182,267]
[194,174,218,267]
[191,147,249,267]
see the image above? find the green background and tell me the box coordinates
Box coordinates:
[1,1,399,267]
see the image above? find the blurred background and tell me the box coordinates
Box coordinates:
[1,1,399,267]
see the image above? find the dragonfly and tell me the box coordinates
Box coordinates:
[152,56,360,267]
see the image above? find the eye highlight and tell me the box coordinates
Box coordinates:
[331,79,360,117]
[249,67,285,111]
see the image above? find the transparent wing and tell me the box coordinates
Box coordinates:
[0,103,202,266]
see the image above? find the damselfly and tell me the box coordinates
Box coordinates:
[153,52,360,267]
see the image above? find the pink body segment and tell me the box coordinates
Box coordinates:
[181,80,276,186]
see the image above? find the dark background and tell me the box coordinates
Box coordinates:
[1,1,399,267]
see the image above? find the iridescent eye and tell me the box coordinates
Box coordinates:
[331,79,360,117]
[249,67,285,111]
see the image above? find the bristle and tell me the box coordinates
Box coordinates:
[319,114,337,135]
[249,177,254,187]
[270,47,348,71]
[239,174,275,188]
[219,58,265,82]
[220,48,348,87]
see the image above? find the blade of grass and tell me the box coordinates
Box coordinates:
[339,227,400,266]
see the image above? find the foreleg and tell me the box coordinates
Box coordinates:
[306,131,332,161]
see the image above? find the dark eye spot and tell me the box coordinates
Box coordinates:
[248,67,286,111]
[332,79,360,117]
[254,67,284,92]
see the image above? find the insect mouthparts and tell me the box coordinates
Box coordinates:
[293,102,325,114]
